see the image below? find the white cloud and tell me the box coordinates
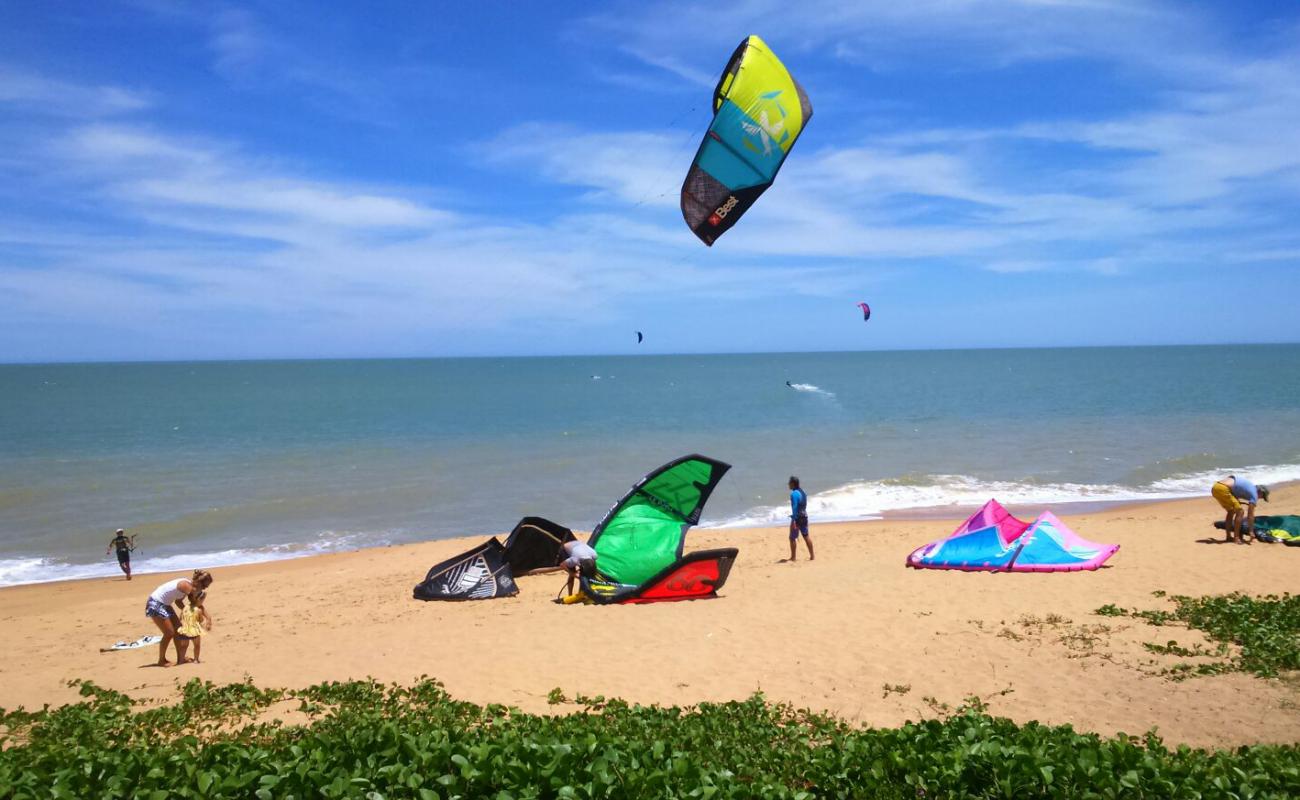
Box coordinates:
[191,5,454,124]
[59,125,449,231]
[128,178,447,229]
[1223,248,1300,264]
[3,112,872,359]
[66,126,217,166]
[620,49,717,89]
[5,4,1299,359]
[481,61,1300,272]
[0,66,151,117]
[581,0,1198,76]
[209,7,269,78]
[485,124,699,209]
[983,260,1047,273]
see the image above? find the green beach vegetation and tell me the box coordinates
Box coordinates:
[2,673,1298,799]
[1097,592,1300,679]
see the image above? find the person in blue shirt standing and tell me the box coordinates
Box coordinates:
[1211,475,1270,544]
[787,476,814,561]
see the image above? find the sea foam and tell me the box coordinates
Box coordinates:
[709,463,1300,528]
[788,382,835,397]
[0,531,396,588]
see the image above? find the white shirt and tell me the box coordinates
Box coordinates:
[565,541,597,561]
[149,578,187,605]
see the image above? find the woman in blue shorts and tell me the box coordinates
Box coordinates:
[145,569,213,666]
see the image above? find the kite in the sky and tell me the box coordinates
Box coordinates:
[681,35,812,246]
[857,302,871,322]
[636,331,643,344]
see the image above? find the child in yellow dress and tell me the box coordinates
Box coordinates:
[175,590,212,663]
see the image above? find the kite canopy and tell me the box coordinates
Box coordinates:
[589,454,730,585]
[681,35,812,246]
[412,458,739,606]
[414,538,518,600]
[413,516,575,601]
[1218,515,1300,544]
[580,548,739,604]
[906,499,1118,572]
[857,302,871,322]
[503,516,576,574]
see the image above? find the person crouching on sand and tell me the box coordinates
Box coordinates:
[1211,475,1270,544]
[561,538,598,595]
[144,570,213,666]
[787,476,814,561]
[174,589,212,664]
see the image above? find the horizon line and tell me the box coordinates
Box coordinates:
[2,340,1298,367]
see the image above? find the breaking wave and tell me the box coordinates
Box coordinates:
[0,530,397,588]
[709,463,1300,528]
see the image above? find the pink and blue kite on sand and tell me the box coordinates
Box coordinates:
[906,499,1118,572]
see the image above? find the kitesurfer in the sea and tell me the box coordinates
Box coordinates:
[786,381,793,387]
[561,538,598,595]
[786,476,814,561]
[106,528,135,580]
[1211,476,1270,544]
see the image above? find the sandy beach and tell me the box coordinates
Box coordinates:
[1,487,1297,748]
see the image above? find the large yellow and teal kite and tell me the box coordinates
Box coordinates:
[681,35,813,246]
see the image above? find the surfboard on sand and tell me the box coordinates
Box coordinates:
[100,634,161,652]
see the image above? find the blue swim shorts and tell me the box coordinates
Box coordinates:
[144,598,177,621]
[789,515,809,539]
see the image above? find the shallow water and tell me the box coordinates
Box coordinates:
[2,345,1297,585]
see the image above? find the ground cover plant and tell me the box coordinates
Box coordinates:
[1098,592,1300,678]
[2,677,1299,799]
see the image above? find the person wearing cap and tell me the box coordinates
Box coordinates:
[1211,476,1270,544]
[106,529,136,580]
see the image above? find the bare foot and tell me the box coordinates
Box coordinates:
[156,660,172,667]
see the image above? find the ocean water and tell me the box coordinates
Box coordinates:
[2,345,1298,586]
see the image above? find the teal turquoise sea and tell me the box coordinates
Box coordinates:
[2,345,1298,585]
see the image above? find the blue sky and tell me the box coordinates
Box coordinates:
[1,1,1298,361]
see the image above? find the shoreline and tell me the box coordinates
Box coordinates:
[7,484,1295,590]
[1,488,1298,746]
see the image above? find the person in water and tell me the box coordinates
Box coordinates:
[561,538,598,595]
[106,529,135,580]
[787,476,814,561]
[144,570,213,666]
[1211,475,1270,544]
